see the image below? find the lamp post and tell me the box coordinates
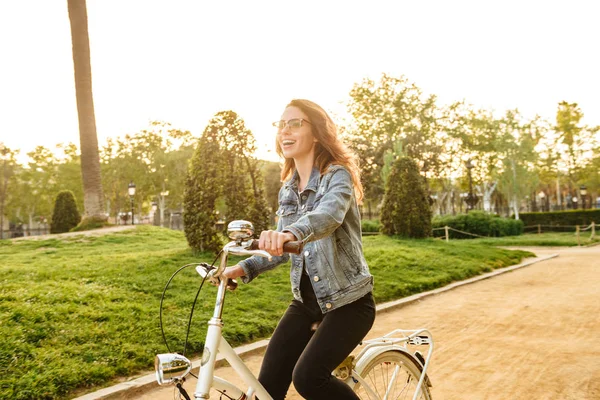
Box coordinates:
[159,189,169,227]
[464,160,479,213]
[539,191,546,212]
[151,201,158,226]
[572,196,578,210]
[128,181,136,225]
[580,185,587,209]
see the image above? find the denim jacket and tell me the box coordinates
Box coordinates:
[239,164,373,313]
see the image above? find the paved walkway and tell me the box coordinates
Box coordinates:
[12,225,135,241]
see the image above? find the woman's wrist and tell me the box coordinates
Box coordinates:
[224,265,246,279]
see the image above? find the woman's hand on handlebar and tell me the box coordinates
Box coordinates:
[223,265,246,279]
[259,230,297,257]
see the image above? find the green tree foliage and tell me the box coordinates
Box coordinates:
[100,122,195,224]
[0,144,20,239]
[212,111,252,225]
[50,190,81,233]
[183,111,271,251]
[183,120,223,253]
[21,146,59,227]
[262,161,283,223]
[345,74,445,209]
[554,101,586,180]
[380,157,432,238]
[494,110,543,219]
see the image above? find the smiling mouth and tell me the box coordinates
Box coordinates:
[282,140,296,147]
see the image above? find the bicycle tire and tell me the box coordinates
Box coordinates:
[353,350,432,400]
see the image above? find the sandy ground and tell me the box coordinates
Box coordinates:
[12,225,135,241]
[135,246,600,400]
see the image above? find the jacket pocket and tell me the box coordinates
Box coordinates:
[277,203,298,226]
[277,203,297,217]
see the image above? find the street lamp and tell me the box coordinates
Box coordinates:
[572,196,578,209]
[128,181,136,225]
[464,160,479,213]
[539,191,546,212]
[580,185,587,209]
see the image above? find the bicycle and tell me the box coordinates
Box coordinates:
[155,220,434,400]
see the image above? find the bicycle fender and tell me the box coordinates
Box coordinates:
[351,346,433,388]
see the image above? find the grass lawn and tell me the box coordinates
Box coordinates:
[470,232,600,247]
[0,226,533,400]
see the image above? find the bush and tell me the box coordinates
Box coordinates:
[432,211,524,238]
[361,219,381,233]
[380,157,432,238]
[518,209,600,227]
[50,191,81,234]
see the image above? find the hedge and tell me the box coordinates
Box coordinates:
[518,209,599,227]
[432,211,524,238]
[361,219,381,233]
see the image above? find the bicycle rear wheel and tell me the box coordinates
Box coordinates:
[353,351,432,400]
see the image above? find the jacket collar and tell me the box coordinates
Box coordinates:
[284,166,321,193]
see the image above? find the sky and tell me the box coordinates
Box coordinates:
[1,0,599,163]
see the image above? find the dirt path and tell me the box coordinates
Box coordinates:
[136,246,600,400]
[12,225,135,241]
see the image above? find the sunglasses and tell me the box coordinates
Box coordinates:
[272,118,312,131]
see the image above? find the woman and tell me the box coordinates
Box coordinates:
[223,99,375,399]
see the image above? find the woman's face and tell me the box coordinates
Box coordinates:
[277,106,318,162]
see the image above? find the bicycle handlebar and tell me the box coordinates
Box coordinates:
[248,239,303,254]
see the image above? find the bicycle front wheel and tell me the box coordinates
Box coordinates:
[353,351,432,400]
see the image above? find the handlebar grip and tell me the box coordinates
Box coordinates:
[249,239,303,254]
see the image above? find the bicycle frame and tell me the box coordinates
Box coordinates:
[194,245,273,400]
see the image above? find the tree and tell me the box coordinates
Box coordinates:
[50,190,81,233]
[380,157,432,238]
[344,74,446,215]
[262,161,283,222]
[0,144,20,239]
[20,146,58,229]
[67,0,106,224]
[55,142,84,212]
[183,119,224,253]
[494,110,542,219]
[210,111,252,226]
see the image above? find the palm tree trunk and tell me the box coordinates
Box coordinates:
[67,0,106,221]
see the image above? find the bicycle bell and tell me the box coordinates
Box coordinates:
[228,220,254,243]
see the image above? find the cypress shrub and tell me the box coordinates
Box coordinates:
[183,132,223,254]
[518,209,599,227]
[432,211,524,238]
[50,190,81,233]
[380,157,432,238]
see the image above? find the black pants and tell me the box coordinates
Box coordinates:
[258,272,376,399]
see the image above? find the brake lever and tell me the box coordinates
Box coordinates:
[195,263,238,291]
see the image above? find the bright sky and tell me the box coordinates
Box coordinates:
[1,0,599,163]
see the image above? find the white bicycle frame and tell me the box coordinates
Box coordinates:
[193,242,274,399]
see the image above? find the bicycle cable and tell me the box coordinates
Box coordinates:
[159,250,223,380]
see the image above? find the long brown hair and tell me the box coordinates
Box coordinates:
[276,99,364,203]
